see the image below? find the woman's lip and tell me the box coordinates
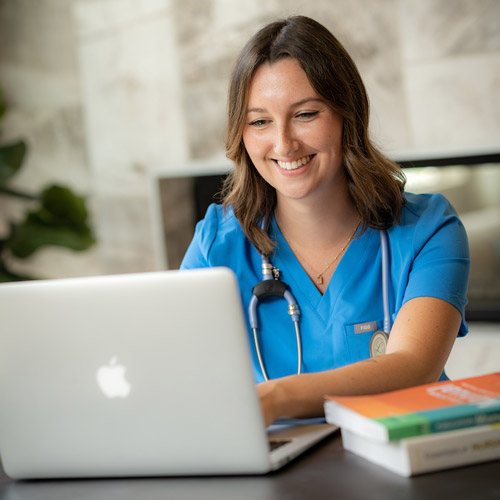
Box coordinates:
[274,154,314,171]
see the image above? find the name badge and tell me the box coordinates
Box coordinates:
[354,321,377,334]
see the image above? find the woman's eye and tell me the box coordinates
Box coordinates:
[249,119,268,127]
[296,111,318,119]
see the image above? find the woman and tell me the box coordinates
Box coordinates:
[181,16,470,426]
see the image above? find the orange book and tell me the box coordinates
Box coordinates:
[324,372,500,442]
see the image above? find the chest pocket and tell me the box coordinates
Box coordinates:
[343,319,385,363]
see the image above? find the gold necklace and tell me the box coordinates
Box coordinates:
[280,221,360,285]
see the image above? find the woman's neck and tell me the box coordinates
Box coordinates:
[274,191,358,249]
[273,190,359,293]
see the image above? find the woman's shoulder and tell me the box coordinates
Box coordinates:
[197,203,242,237]
[402,191,456,220]
[392,191,467,250]
[181,203,246,269]
[399,191,463,232]
[197,203,247,250]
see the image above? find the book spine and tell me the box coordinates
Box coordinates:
[430,410,500,433]
[379,401,500,441]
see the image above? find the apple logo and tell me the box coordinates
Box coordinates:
[96,356,131,398]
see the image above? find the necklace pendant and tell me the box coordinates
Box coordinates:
[317,275,324,285]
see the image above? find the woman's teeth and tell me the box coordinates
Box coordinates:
[276,155,312,170]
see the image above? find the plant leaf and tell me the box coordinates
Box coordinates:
[39,185,89,229]
[7,218,95,258]
[5,184,96,258]
[0,140,27,184]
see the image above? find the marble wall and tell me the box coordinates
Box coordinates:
[401,0,500,150]
[0,0,499,278]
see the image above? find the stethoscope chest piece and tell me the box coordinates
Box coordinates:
[369,330,388,357]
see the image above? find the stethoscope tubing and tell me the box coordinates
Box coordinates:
[249,220,390,381]
[380,229,391,334]
[249,249,302,381]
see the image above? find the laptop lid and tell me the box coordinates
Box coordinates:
[0,268,278,478]
[0,268,336,479]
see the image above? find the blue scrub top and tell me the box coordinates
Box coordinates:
[181,192,470,383]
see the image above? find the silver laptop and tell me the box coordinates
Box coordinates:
[0,267,336,479]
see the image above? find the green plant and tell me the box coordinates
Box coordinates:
[0,87,96,282]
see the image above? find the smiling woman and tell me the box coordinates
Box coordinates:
[181,16,470,427]
[223,16,405,259]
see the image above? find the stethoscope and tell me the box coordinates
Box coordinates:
[248,219,391,381]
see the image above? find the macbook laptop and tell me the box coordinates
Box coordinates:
[0,267,336,479]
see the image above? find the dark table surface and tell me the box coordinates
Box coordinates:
[1,432,499,500]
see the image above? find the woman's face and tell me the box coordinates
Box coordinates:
[242,58,345,205]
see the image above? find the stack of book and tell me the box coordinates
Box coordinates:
[324,372,500,476]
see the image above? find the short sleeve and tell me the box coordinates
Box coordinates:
[402,194,470,336]
[180,203,220,270]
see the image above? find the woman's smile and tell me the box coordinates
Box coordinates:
[274,154,314,171]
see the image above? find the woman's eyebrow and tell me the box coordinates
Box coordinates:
[291,97,325,107]
[246,97,325,114]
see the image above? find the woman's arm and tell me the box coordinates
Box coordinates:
[257,295,461,426]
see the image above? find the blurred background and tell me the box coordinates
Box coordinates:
[0,0,499,376]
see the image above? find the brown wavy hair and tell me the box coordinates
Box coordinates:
[222,15,406,256]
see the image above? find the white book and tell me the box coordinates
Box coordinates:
[341,424,500,477]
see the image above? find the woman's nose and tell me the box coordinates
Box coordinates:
[273,124,299,157]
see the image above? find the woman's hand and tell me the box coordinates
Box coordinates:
[256,375,320,426]
[256,379,285,427]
